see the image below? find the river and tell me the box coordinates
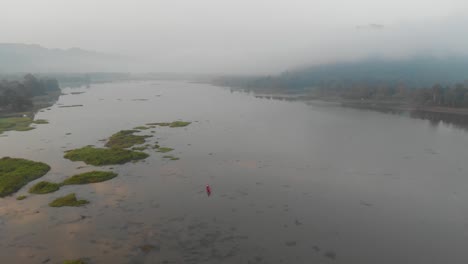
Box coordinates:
[1,80,468,263]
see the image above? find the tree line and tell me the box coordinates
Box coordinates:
[0,74,60,112]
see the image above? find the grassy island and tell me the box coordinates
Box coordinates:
[64,146,149,166]
[29,181,61,194]
[105,130,152,149]
[49,193,89,207]
[62,171,118,185]
[0,157,50,197]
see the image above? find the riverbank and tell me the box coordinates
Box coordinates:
[252,91,468,117]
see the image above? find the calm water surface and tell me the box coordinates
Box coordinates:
[1,80,468,263]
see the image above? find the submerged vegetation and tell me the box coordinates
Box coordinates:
[29,181,60,194]
[64,146,149,166]
[0,117,35,134]
[16,195,27,200]
[163,155,180,160]
[49,193,89,207]
[0,157,50,197]
[146,121,191,127]
[4,119,190,202]
[105,130,151,149]
[132,145,150,151]
[62,171,118,185]
[58,104,83,108]
[0,116,49,134]
[170,121,191,127]
[133,126,150,130]
[147,122,170,126]
[33,119,49,124]
[156,147,174,153]
[63,260,87,264]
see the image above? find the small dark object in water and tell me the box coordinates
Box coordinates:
[324,251,336,259]
[206,184,212,196]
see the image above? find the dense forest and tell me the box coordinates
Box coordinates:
[215,56,468,108]
[0,74,59,112]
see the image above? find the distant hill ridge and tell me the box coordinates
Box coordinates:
[0,43,129,73]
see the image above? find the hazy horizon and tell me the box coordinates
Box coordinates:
[2,0,468,74]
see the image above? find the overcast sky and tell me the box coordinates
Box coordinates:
[2,0,468,73]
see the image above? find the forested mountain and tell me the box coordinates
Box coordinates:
[216,56,468,91]
[215,56,468,108]
[0,43,130,73]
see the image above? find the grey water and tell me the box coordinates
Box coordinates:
[1,80,468,263]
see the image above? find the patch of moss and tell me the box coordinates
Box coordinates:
[157,147,174,153]
[49,193,89,207]
[133,126,150,130]
[163,155,180,160]
[64,146,149,166]
[0,117,35,134]
[105,130,151,149]
[29,181,61,194]
[16,195,27,200]
[62,171,118,185]
[33,119,49,124]
[0,157,51,197]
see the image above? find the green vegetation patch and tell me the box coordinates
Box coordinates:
[64,146,149,166]
[105,130,152,149]
[0,157,50,197]
[133,126,150,130]
[59,105,83,108]
[62,171,118,185]
[29,181,61,194]
[169,121,191,127]
[132,145,149,151]
[163,155,180,161]
[63,260,87,264]
[16,195,27,200]
[49,193,89,207]
[146,122,171,126]
[33,119,49,124]
[0,117,35,134]
[157,147,174,153]
[146,121,191,127]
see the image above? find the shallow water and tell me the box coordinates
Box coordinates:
[1,80,468,263]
